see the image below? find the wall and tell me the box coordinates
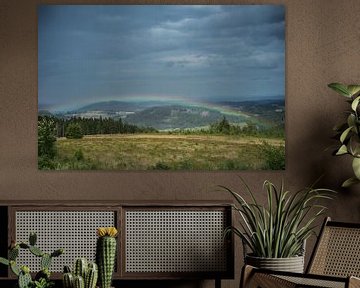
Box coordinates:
[1,0,360,287]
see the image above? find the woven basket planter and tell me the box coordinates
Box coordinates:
[245,254,305,273]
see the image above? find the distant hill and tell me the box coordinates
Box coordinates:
[125,105,249,130]
[218,99,285,123]
[38,110,54,117]
[57,99,284,130]
[76,101,142,112]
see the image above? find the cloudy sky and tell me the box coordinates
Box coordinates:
[38,5,285,112]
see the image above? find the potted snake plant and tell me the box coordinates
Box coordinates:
[221,178,334,273]
[328,83,360,187]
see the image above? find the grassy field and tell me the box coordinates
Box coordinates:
[53,133,285,170]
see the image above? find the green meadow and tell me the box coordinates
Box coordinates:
[50,134,285,170]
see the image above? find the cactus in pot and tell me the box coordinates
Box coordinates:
[96,227,118,288]
[62,259,98,288]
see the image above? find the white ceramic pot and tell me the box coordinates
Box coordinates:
[245,254,305,273]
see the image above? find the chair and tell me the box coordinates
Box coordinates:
[241,217,360,288]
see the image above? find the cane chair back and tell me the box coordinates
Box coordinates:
[307,217,360,278]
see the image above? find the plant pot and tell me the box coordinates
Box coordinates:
[245,254,304,273]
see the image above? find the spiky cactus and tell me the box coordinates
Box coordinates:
[63,273,74,288]
[18,266,32,288]
[73,275,85,288]
[96,227,118,288]
[63,260,98,288]
[85,262,98,288]
[74,258,88,279]
[0,232,63,288]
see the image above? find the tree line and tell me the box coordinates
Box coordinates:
[171,116,284,138]
[39,116,158,139]
[39,115,284,140]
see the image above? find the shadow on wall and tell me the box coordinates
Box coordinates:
[297,107,360,222]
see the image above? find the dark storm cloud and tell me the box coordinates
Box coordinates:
[38,5,285,111]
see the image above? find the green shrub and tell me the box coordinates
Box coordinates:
[38,117,57,159]
[65,123,83,139]
[38,156,56,170]
[260,142,285,170]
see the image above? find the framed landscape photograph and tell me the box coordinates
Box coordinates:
[38,4,285,171]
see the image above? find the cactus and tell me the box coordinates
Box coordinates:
[41,253,52,270]
[18,270,32,288]
[29,232,37,246]
[51,248,64,258]
[64,265,72,273]
[74,275,85,288]
[96,227,118,288]
[63,259,98,288]
[63,272,74,288]
[0,232,63,288]
[10,260,20,276]
[85,263,98,288]
[19,243,30,249]
[29,245,44,257]
[9,246,19,260]
[74,258,88,279]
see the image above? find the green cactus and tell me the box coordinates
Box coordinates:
[9,246,19,260]
[74,258,88,279]
[18,269,32,288]
[73,275,85,288]
[29,245,44,257]
[29,232,37,246]
[96,229,117,288]
[19,243,30,249]
[85,263,98,288]
[10,260,20,276]
[0,232,63,288]
[41,253,52,270]
[63,259,98,288]
[63,271,74,288]
[64,265,72,273]
[51,248,64,258]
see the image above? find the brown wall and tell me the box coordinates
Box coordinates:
[1,0,360,287]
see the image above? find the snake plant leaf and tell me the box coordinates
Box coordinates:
[336,144,348,155]
[351,96,360,111]
[328,83,351,97]
[352,157,360,179]
[342,177,360,188]
[347,85,360,97]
